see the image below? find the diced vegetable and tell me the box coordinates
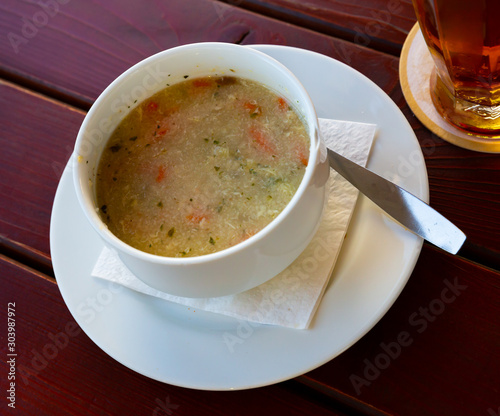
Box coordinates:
[249,126,276,155]
[146,101,158,112]
[156,165,167,182]
[186,212,209,224]
[277,97,288,111]
[243,101,262,117]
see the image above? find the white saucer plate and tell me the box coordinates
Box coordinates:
[50,45,428,391]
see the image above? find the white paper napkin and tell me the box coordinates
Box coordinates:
[91,118,377,329]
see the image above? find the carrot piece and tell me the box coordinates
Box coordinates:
[157,128,168,137]
[298,148,308,166]
[294,144,309,166]
[244,101,257,111]
[146,101,158,112]
[277,97,288,111]
[243,101,262,117]
[186,212,209,224]
[156,165,166,182]
[249,126,276,155]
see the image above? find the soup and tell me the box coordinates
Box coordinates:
[95,76,310,257]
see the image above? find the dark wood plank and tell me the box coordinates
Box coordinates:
[0,80,84,262]
[0,0,400,108]
[0,234,53,278]
[217,0,418,55]
[303,244,500,416]
[0,255,369,416]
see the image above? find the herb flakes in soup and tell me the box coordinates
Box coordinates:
[95,76,310,257]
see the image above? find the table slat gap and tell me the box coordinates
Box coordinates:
[0,250,55,284]
[455,239,500,273]
[214,0,411,56]
[0,67,92,111]
[287,378,390,416]
[0,234,55,279]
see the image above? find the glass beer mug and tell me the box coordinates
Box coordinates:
[412,0,500,136]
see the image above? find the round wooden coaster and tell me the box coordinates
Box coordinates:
[399,23,500,153]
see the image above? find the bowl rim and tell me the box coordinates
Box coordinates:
[73,42,321,266]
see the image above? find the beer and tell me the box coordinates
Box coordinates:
[412,0,500,135]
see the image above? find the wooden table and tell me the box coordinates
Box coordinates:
[1,1,499,415]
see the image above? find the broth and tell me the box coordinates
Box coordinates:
[96,76,310,257]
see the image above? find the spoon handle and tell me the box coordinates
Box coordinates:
[327,147,466,254]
